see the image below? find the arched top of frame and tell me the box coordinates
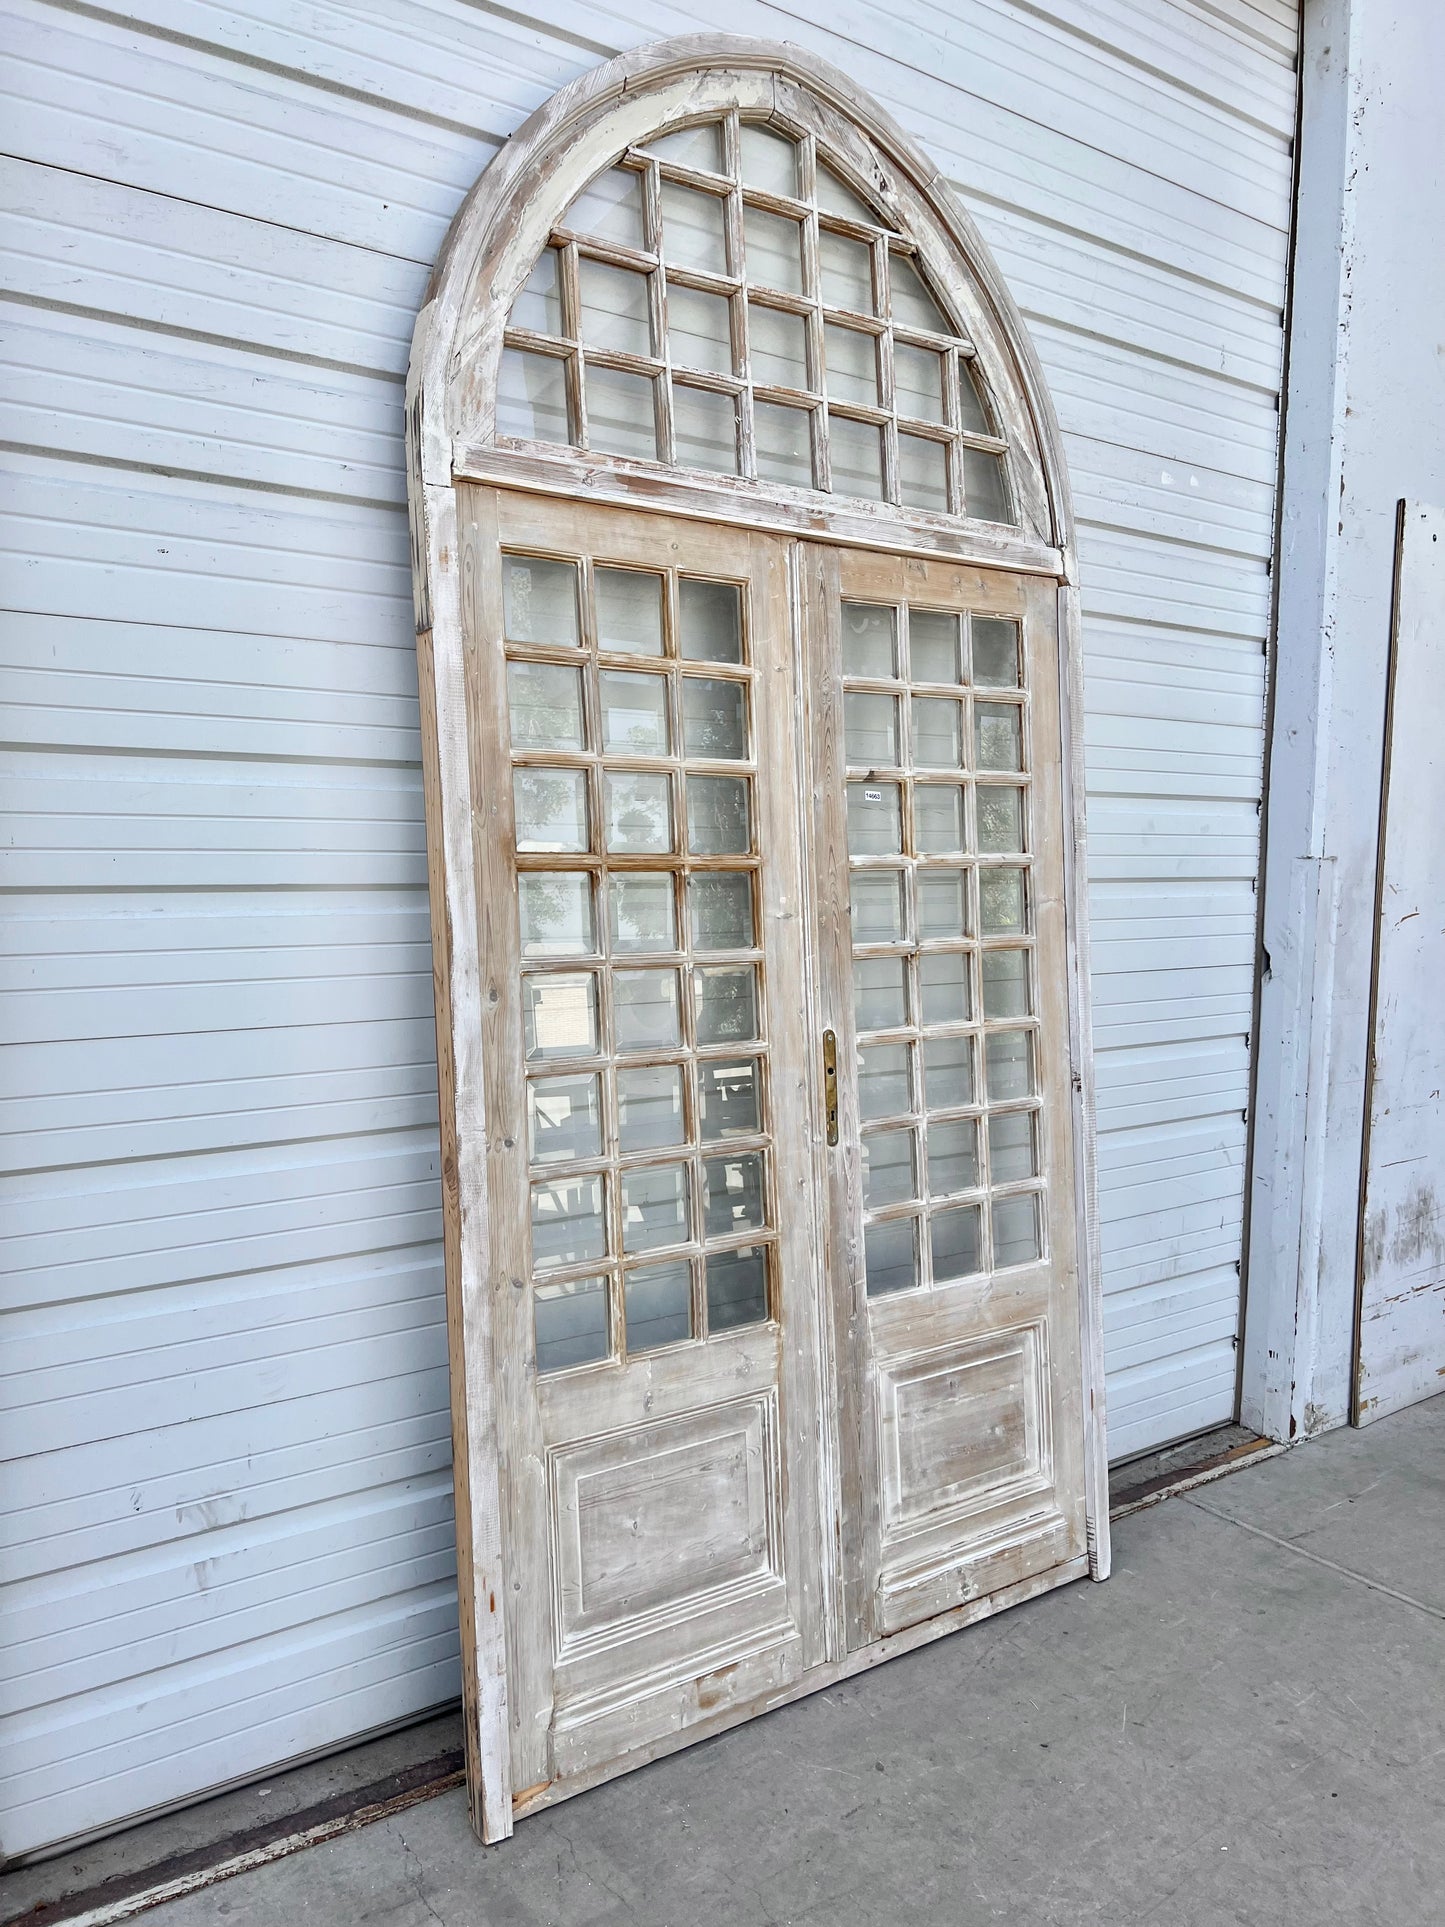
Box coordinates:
[409,37,1073,570]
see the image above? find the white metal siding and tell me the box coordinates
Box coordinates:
[0,0,1295,1856]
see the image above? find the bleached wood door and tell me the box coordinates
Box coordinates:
[804,547,1088,1646]
[464,489,829,1793]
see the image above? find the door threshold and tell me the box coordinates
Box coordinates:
[1108,1424,1284,1520]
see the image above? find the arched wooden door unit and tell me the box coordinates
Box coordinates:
[407,35,1109,1843]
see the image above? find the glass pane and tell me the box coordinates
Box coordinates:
[661,180,728,274]
[982,946,1030,1018]
[699,1057,762,1139]
[564,167,645,247]
[687,775,751,854]
[978,786,1024,854]
[528,1072,602,1164]
[531,1172,605,1268]
[519,872,594,956]
[690,872,754,950]
[706,1245,768,1331]
[617,1063,685,1153]
[972,617,1021,687]
[816,162,878,226]
[514,768,588,853]
[847,781,902,855]
[923,1033,974,1108]
[610,873,676,953]
[963,445,1012,523]
[989,1109,1038,1182]
[915,784,966,855]
[979,867,1027,935]
[524,971,598,1060]
[621,1160,690,1251]
[606,772,673,854]
[976,703,1023,772]
[912,697,963,768]
[830,415,884,500]
[669,285,734,376]
[754,399,814,488]
[928,1117,979,1196]
[986,1029,1034,1102]
[680,579,743,663]
[497,347,570,443]
[508,661,584,751]
[702,1151,766,1239]
[865,1216,918,1296]
[917,868,970,940]
[842,602,897,678]
[854,955,907,1033]
[850,870,905,943]
[510,248,563,336]
[674,384,739,474]
[588,365,658,461]
[696,964,758,1045]
[858,1041,910,1120]
[893,342,945,422]
[898,433,948,512]
[739,124,798,196]
[596,568,663,656]
[824,321,880,407]
[890,254,947,334]
[578,258,652,357]
[932,1203,982,1282]
[503,555,578,645]
[863,1127,916,1207]
[745,206,804,294]
[614,968,681,1051]
[958,359,991,434]
[749,302,809,390]
[908,609,962,684]
[993,1193,1041,1267]
[534,1276,608,1373]
[845,691,899,766]
[919,950,970,1025]
[626,1259,693,1351]
[644,123,724,173]
[819,228,874,310]
[600,670,669,753]
[682,677,747,760]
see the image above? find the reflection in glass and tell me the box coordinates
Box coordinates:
[698,1057,762,1139]
[819,228,874,310]
[528,1072,602,1164]
[913,697,963,768]
[519,872,594,956]
[979,867,1027,935]
[986,1029,1034,1102]
[587,364,658,461]
[958,359,992,435]
[851,870,905,944]
[993,1193,1041,1266]
[928,1117,979,1196]
[683,677,748,760]
[503,555,579,645]
[972,617,1021,687]
[866,1216,918,1295]
[564,167,645,247]
[702,1151,766,1238]
[534,1276,608,1373]
[626,1259,693,1351]
[963,446,1012,523]
[918,868,970,940]
[845,691,899,767]
[662,180,728,274]
[978,785,1024,854]
[754,399,814,488]
[508,660,584,750]
[606,771,673,853]
[687,776,751,855]
[601,670,669,753]
[909,609,962,684]
[706,1245,768,1330]
[989,1109,1037,1182]
[610,873,675,953]
[847,781,902,856]
[690,872,754,950]
[745,206,804,294]
[578,257,651,357]
[680,579,743,663]
[816,162,878,225]
[749,303,808,390]
[890,255,947,334]
[854,954,907,1033]
[596,568,664,656]
[976,703,1023,771]
[497,348,570,444]
[621,1161,690,1251]
[919,950,970,1025]
[898,433,948,512]
[842,602,897,678]
[669,285,734,376]
[696,964,758,1045]
[825,322,879,407]
[914,784,966,855]
[739,123,798,195]
[923,1033,973,1109]
[674,385,739,474]
[616,1063,685,1153]
[893,343,945,421]
[831,415,884,500]
[864,1126,916,1207]
[531,1172,605,1268]
[514,768,588,853]
[859,1042,910,1120]
[524,972,598,1061]
[510,247,563,336]
[614,968,681,1051]
[982,946,1030,1018]
[931,1203,982,1281]
[644,123,723,172]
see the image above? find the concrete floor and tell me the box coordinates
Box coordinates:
[18,1398,1445,1925]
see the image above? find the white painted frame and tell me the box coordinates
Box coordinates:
[406,34,1107,1842]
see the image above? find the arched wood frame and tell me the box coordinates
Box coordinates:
[407,35,1108,1844]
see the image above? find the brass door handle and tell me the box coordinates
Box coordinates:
[822,1028,839,1146]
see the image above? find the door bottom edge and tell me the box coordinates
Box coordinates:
[511,1552,1089,1823]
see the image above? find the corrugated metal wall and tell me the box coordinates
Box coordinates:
[0,0,1296,1857]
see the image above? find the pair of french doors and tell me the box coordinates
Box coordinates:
[465,486,1087,1811]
